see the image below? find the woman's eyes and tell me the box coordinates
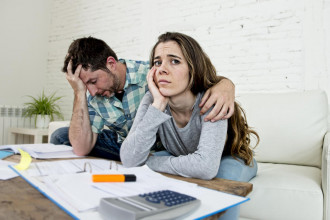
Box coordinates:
[154,61,161,66]
[153,59,180,66]
[171,59,180,64]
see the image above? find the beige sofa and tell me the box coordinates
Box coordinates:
[48,90,329,220]
[236,90,329,220]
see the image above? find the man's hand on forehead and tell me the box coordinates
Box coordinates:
[65,60,87,94]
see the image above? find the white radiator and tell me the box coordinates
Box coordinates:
[0,105,33,145]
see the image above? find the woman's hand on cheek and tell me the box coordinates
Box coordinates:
[147,66,169,111]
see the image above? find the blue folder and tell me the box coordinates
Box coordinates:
[0,150,14,159]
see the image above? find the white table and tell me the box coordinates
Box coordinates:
[8,127,48,144]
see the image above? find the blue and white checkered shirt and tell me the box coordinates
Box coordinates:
[87,59,149,143]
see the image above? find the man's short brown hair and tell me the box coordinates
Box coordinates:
[62,36,118,74]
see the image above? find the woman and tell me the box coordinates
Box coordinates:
[120,32,259,219]
[120,31,259,182]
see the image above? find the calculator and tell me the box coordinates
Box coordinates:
[98,190,201,220]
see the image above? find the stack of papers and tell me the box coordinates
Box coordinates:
[10,159,250,219]
[0,144,81,159]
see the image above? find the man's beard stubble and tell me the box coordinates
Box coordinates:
[109,71,121,94]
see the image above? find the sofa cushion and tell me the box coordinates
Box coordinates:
[236,90,328,167]
[240,162,323,220]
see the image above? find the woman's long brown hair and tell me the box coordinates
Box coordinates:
[150,32,259,165]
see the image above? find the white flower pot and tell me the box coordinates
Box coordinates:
[35,114,51,129]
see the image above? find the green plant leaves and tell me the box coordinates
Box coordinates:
[22,90,64,122]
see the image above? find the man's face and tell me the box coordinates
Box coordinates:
[79,67,120,97]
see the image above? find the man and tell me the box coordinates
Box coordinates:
[51,37,235,161]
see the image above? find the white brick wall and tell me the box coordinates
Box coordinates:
[46,0,330,120]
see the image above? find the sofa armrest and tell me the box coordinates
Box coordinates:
[323,131,330,220]
[48,121,70,143]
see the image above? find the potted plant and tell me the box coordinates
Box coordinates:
[23,90,64,128]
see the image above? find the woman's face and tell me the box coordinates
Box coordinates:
[153,41,190,97]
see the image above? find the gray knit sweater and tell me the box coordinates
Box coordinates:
[120,91,228,180]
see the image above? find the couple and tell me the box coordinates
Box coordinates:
[52,32,259,219]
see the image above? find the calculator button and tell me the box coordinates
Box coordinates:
[146,196,161,203]
[139,190,197,207]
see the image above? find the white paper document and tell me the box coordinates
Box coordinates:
[0,160,18,180]
[11,158,249,220]
[0,143,81,159]
[39,165,199,212]
[25,159,120,177]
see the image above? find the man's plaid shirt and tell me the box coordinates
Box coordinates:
[87,59,149,143]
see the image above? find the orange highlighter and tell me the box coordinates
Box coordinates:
[92,174,136,182]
